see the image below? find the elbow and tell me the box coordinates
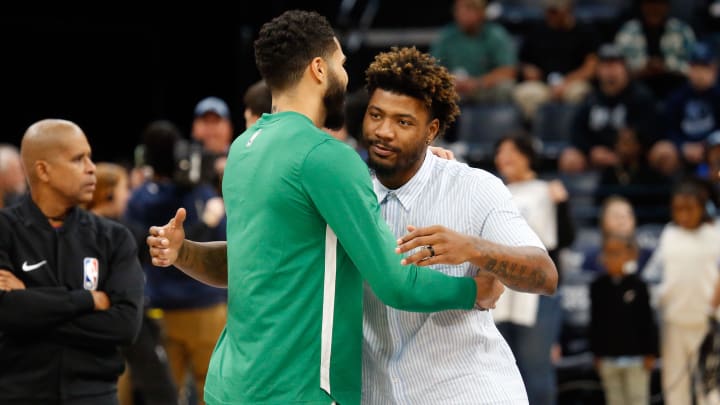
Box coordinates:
[541,256,559,296]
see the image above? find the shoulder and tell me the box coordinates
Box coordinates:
[485,22,511,39]
[618,19,641,34]
[302,137,370,177]
[666,17,693,32]
[434,157,502,187]
[80,210,135,242]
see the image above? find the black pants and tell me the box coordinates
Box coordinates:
[121,313,178,405]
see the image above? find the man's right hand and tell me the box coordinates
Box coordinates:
[147,208,187,268]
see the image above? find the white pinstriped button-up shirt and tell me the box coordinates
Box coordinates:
[362,150,545,404]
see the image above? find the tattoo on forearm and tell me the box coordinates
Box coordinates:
[483,257,547,293]
[178,242,228,284]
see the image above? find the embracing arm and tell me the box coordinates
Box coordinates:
[147,208,228,288]
[397,225,557,295]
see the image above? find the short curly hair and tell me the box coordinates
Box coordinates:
[254,10,338,92]
[365,46,460,137]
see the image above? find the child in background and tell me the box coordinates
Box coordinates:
[655,179,720,405]
[590,232,658,405]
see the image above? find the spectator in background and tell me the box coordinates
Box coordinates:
[582,195,655,274]
[492,132,571,405]
[651,179,720,405]
[589,232,658,405]
[615,0,695,99]
[594,125,672,224]
[513,0,599,122]
[430,0,517,103]
[0,143,27,207]
[559,44,679,176]
[703,131,720,207]
[85,162,178,405]
[192,96,234,155]
[125,120,226,405]
[0,119,145,405]
[664,42,720,171]
[242,79,272,129]
[191,96,234,193]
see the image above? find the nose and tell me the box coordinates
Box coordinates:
[86,156,96,173]
[374,118,394,141]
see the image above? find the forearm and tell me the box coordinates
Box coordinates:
[0,287,94,332]
[175,240,228,288]
[480,66,516,86]
[468,238,557,295]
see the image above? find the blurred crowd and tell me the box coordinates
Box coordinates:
[2,0,720,404]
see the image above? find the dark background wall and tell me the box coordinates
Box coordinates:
[0,3,455,165]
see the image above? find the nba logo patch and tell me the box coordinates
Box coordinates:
[83,257,99,291]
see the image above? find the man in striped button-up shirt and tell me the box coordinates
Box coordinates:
[360,47,558,404]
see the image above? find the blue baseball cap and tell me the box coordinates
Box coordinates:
[194,96,231,119]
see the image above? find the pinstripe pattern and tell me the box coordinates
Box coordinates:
[362,150,543,404]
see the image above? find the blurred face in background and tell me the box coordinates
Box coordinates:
[192,112,233,154]
[671,193,704,230]
[688,63,717,91]
[495,139,532,183]
[454,0,486,34]
[597,59,629,96]
[601,199,636,236]
[641,0,669,27]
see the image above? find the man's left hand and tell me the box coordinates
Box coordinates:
[396,225,476,266]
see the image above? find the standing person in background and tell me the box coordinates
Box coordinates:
[0,143,27,207]
[589,232,658,405]
[430,0,517,104]
[125,120,226,405]
[582,195,655,274]
[146,10,533,404]
[652,178,720,405]
[0,118,144,405]
[242,79,272,129]
[85,162,178,405]
[492,132,571,405]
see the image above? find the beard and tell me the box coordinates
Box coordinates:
[322,69,347,131]
[366,136,427,178]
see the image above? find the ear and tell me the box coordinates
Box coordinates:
[35,161,50,183]
[426,118,441,145]
[309,56,326,84]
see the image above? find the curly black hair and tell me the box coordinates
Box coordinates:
[365,46,460,137]
[254,10,338,92]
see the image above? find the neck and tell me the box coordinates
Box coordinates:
[272,85,325,129]
[31,189,72,223]
[507,170,537,184]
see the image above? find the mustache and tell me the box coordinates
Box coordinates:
[366,139,401,153]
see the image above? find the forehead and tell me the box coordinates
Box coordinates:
[368,89,428,118]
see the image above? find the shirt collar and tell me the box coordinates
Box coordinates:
[373,149,436,211]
